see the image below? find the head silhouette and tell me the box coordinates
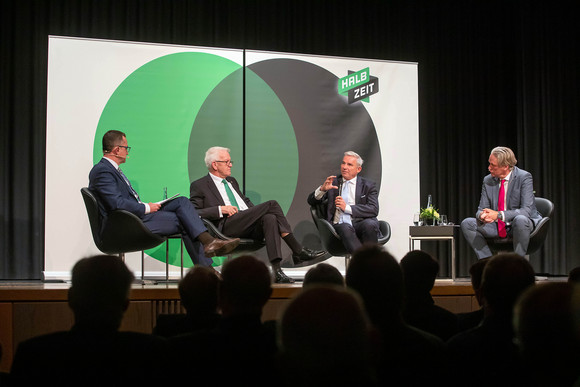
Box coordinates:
[219,255,272,316]
[279,285,373,384]
[346,245,403,327]
[400,250,439,296]
[303,263,344,288]
[179,266,220,315]
[514,282,580,385]
[480,253,535,317]
[68,255,134,329]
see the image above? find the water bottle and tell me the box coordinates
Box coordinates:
[426,194,432,209]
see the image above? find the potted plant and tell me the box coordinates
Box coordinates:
[420,206,440,226]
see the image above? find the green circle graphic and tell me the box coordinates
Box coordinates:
[94,52,242,266]
[94,53,299,268]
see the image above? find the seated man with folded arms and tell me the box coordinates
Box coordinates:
[461,146,542,259]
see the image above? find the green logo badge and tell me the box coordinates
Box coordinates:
[338,67,379,104]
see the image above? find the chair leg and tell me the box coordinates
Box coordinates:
[345,254,352,269]
[180,237,184,279]
[141,250,145,282]
[165,239,170,282]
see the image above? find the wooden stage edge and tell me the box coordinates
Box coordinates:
[0,279,475,302]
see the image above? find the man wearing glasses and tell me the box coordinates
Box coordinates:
[88,131,240,269]
[190,146,326,283]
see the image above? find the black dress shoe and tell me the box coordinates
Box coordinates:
[274,268,295,284]
[292,248,326,264]
[204,238,240,257]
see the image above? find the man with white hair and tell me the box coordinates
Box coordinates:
[308,151,381,253]
[190,146,325,283]
[461,146,542,258]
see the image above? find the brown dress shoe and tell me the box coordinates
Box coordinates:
[204,238,240,257]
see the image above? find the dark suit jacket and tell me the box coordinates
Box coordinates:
[10,325,168,386]
[307,175,379,224]
[476,166,542,226]
[89,158,146,220]
[190,174,254,231]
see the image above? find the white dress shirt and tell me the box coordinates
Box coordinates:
[209,173,249,217]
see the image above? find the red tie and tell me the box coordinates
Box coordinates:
[498,179,507,238]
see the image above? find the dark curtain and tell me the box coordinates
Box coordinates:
[1,0,578,279]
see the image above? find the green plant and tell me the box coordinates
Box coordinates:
[420,207,440,220]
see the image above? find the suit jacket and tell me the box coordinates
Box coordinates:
[88,158,146,220]
[307,175,379,224]
[190,174,254,231]
[10,325,168,386]
[476,166,542,226]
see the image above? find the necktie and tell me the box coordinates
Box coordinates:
[222,179,239,208]
[498,179,506,238]
[340,181,352,225]
[118,168,140,201]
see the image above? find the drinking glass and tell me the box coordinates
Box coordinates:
[413,212,422,226]
[438,214,448,225]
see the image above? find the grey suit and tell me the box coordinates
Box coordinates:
[461,166,542,258]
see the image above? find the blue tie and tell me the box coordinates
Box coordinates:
[118,168,140,201]
[340,181,352,225]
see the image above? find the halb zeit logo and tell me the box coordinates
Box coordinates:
[338,67,379,104]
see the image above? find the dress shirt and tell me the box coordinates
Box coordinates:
[209,173,249,217]
[314,176,356,223]
[499,171,512,224]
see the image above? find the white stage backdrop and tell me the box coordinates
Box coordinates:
[45,36,419,280]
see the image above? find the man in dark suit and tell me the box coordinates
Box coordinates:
[88,130,239,268]
[189,146,325,283]
[307,151,381,253]
[461,146,542,258]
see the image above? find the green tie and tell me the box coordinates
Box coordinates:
[222,179,239,208]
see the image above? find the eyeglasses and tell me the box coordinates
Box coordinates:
[116,145,131,153]
[215,160,233,166]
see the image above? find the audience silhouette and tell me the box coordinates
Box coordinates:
[10,255,167,387]
[303,262,345,287]
[345,244,449,387]
[153,265,221,337]
[568,266,580,283]
[400,250,459,341]
[447,253,535,387]
[7,250,578,387]
[167,255,277,387]
[278,285,377,386]
[514,282,580,387]
[456,257,489,332]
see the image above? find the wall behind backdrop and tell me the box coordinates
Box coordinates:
[1,0,579,279]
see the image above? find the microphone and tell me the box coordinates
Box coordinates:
[337,175,343,196]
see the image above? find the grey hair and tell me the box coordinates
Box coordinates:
[490,146,517,169]
[205,146,230,169]
[344,151,364,167]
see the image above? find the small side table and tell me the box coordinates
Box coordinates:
[409,225,458,281]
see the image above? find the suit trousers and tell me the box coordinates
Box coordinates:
[142,197,212,266]
[221,200,291,262]
[334,218,380,254]
[460,215,534,258]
